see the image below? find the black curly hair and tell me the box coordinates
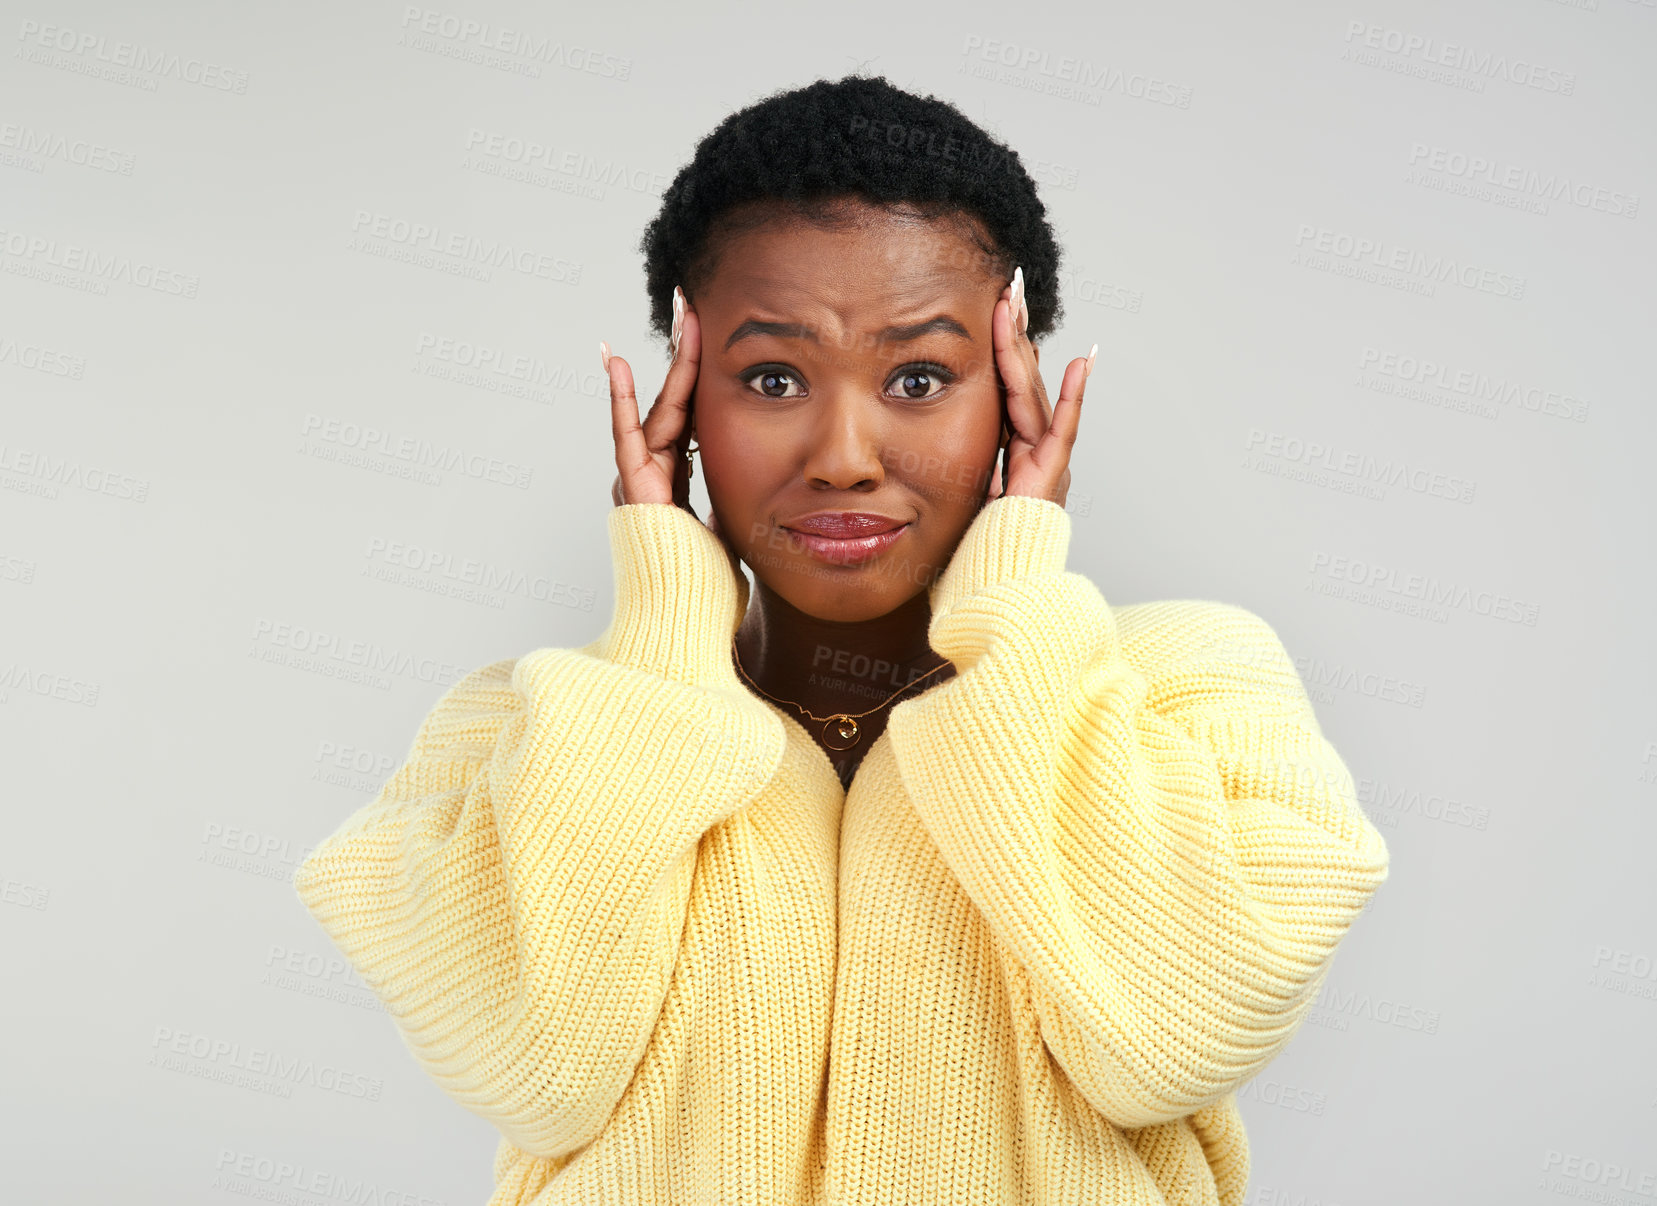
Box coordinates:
[638,73,1064,355]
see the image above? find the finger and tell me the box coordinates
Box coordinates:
[1033,355,1090,471]
[641,298,701,457]
[605,353,663,504]
[992,294,1049,454]
[665,303,704,510]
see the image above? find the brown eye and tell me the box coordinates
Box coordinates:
[887,363,954,401]
[896,372,936,399]
[744,369,805,399]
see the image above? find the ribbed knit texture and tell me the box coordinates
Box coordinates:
[295,494,1390,1206]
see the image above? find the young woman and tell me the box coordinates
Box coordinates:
[296,75,1390,1206]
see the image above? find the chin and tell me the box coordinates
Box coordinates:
[763,567,929,622]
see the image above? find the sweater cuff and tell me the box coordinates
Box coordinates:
[926,493,1072,621]
[597,503,748,687]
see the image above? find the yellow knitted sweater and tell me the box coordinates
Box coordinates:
[294,493,1390,1206]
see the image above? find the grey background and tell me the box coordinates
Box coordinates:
[2,1,1654,1203]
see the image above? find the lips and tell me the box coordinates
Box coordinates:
[780,512,911,567]
[782,512,907,538]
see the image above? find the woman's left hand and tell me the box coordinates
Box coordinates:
[988,267,1096,508]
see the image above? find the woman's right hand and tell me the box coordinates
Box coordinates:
[604,289,741,572]
[606,285,697,509]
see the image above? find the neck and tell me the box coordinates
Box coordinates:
[733,580,949,716]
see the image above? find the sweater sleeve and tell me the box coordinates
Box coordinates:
[293,503,784,1160]
[884,494,1390,1131]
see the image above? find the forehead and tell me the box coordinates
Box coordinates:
[699,203,1004,314]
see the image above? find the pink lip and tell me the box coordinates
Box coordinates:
[783,511,907,537]
[780,512,910,566]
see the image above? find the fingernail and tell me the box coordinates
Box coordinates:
[1085,342,1098,379]
[1009,266,1024,335]
[670,285,684,363]
[600,340,612,371]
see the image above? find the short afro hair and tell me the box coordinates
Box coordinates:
[638,73,1065,353]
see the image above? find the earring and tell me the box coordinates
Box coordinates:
[684,440,698,479]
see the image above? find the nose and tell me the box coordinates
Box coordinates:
[801,387,887,492]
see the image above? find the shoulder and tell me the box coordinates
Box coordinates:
[1108,599,1306,706]
[407,656,525,759]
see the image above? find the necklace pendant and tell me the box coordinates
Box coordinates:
[822,714,860,750]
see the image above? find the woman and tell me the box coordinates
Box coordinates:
[296,75,1390,1206]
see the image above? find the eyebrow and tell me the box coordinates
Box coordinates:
[723,315,972,352]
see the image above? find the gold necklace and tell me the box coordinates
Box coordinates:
[731,641,952,750]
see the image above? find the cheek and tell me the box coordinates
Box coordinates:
[698,426,785,546]
[886,409,1001,508]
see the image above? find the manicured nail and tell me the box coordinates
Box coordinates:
[1085,342,1098,378]
[1009,266,1025,336]
[600,340,612,371]
[670,285,684,363]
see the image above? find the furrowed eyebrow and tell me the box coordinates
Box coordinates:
[723,315,971,351]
